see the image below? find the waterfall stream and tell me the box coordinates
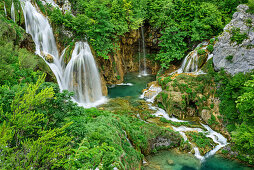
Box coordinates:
[175,42,210,75]
[138,26,148,77]
[141,85,228,161]
[4,2,7,17]
[11,1,15,22]
[20,0,106,108]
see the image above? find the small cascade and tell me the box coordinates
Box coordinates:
[4,2,7,17]
[138,26,148,77]
[41,0,60,8]
[11,1,15,22]
[173,42,212,75]
[140,83,162,102]
[141,83,228,161]
[21,0,106,108]
[202,124,228,159]
[172,124,228,161]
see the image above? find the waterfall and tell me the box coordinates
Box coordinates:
[11,1,15,22]
[138,26,148,77]
[21,0,106,108]
[41,0,59,8]
[64,42,105,107]
[4,2,7,17]
[176,42,209,74]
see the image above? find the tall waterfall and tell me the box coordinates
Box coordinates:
[21,0,106,108]
[138,26,148,77]
[11,1,15,22]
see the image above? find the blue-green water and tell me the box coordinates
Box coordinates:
[144,150,252,170]
[108,72,155,98]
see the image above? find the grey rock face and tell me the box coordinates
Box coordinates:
[213,4,254,75]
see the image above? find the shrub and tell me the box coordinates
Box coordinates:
[207,44,214,53]
[247,0,254,14]
[197,49,206,56]
[230,27,248,45]
[226,55,234,62]
[210,39,215,45]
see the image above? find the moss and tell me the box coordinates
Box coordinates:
[226,55,234,62]
[198,53,208,68]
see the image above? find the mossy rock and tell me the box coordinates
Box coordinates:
[198,53,208,69]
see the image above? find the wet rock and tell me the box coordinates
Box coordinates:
[45,54,54,63]
[20,33,35,52]
[201,109,211,123]
[167,159,174,165]
[213,4,254,75]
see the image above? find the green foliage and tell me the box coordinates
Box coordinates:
[48,0,243,67]
[197,49,206,56]
[247,0,254,14]
[0,16,41,86]
[208,113,219,125]
[236,76,254,124]
[50,0,146,59]
[0,75,71,169]
[215,71,254,164]
[232,123,254,164]
[187,132,213,149]
[215,71,252,130]
[156,26,187,69]
[230,27,248,45]
[210,39,215,45]
[226,55,234,62]
[207,44,214,53]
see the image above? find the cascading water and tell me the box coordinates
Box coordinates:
[141,84,228,161]
[21,0,106,108]
[176,42,210,75]
[138,26,148,77]
[11,1,15,22]
[21,0,64,87]
[64,42,105,107]
[4,2,7,17]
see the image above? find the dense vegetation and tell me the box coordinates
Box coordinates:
[1,0,254,168]
[0,12,181,169]
[215,71,254,164]
[47,0,248,68]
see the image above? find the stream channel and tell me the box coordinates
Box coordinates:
[107,72,252,170]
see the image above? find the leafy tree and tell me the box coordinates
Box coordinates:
[0,75,71,169]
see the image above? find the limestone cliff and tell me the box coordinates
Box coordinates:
[213,4,254,75]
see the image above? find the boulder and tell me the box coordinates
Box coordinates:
[167,159,174,165]
[213,4,254,75]
[45,54,54,63]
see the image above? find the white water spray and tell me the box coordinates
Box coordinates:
[64,42,106,108]
[21,0,106,108]
[174,42,212,75]
[11,1,15,22]
[4,2,7,17]
[138,26,148,77]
